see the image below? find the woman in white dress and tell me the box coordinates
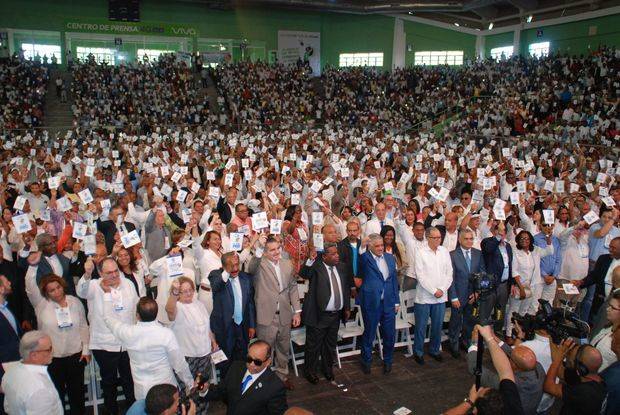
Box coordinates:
[166,276,217,415]
[505,230,554,335]
[192,225,223,314]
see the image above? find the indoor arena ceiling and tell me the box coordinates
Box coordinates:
[186,0,620,29]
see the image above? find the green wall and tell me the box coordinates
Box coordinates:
[485,31,513,54]
[402,20,477,66]
[520,14,620,55]
[0,0,395,70]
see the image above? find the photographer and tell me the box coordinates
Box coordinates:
[543,339,606,415]
[466,327,544,414]
[444,325,524,415]
[127,383,196,415]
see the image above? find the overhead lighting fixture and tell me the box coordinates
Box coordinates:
[408,11,413,15]
[454,22,460,26]
[488,22,494,30]
[527,15,533,23]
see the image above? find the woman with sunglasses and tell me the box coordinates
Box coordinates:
[590,290,620,372]
[505,230,554,336]
[35,274,90,415]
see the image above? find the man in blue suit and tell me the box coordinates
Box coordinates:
[358,233,399,375]
[448,229,486,358]
[480,220,513,332]
[209,251,256,377]
[0,275,21,412]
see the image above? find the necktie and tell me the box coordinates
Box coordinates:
[465,250,471,272]
[329,266,342,310]
[351,244,358,276]
[232,279,243,325]
[380,220,385,229]
[241,374,252,394]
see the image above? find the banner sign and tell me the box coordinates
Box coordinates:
[277,30,321,76]
[65,20,198,37]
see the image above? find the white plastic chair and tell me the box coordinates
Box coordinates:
[336,304,364,367]
[289,326,306,376]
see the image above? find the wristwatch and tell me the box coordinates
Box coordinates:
[463,397,474,407]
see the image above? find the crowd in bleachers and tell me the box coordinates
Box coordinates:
[0,46,619,415]
[70,53,211,132]
[0,56,49,130]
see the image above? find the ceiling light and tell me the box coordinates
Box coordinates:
[527,15,533,23]
[408,11,413,15]
[454,22,460,26]
[488,22,494,30]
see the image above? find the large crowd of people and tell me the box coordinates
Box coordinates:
[0,56,49,130]
[0,45,619,415]
[71,53,212,133]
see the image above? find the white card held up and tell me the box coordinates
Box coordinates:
[543,209,555,225]
[176,189,188,203]
[120,230,141,248]
[229,233,244,251]
[56,196,73,212]
[209,186,220,199]
[78,189,94,205]
[312,211,324,225]
[602,196,616,207]
[13,196,27,211]
[510,192,520,205]
[224,173,234,187]
[291,193,301,205]
[270,219,283,235]
[210,349,228,365]
[84,165,95,178]
[166,255,184,277]
[268,192,280,205]
[562,283,580,295]
[583,210,600,225]
[313,233,324,251]
[11,214,31,234]
[72,222,88,240]
[48,176,61,190]
[251,212,269,230]
[83,234,97,255]
[310,181,322,193]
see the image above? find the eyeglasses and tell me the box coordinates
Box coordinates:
[608,304,620,312]
[34,346,53,353]
[246,355,266,366]
[428,236,441,240]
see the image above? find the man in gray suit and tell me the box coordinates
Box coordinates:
[448,229,486,358]
[248,235,301,391]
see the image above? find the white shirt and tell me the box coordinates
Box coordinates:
[102,301,194,400]
[591,326,617,372]
[77,276,138,351]
[323,263,344,311]
[520,334,554,412]
[24,265,43,308]
[414,244,453,304]
[193,241,222,287]
[1,362,63,415]
[241,367,269,394]
[372,253,389,280]
[605,259,620,296]
[362,217,394,239]
[442,229,459,251]
[170,301,212,358]
[558,229,589,281]
[35,296,89,358]
[45,255,63,277]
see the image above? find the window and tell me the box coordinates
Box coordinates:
[528,42,550,58]
[76,47,115,64]
[414,51,463,66]
[339,52,384,67]
[21,43,62,63]
[490,46,513,60]
[137,48,174,62]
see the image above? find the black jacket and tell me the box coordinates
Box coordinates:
[300,259,351,328]
[205,360,288,415]
[582,254,615,317]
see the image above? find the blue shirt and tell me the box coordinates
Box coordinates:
[496,236,510,282]
[533,233,562,277]
[126,399,147,415]
[0,301,18,334]
[588,224,620,261]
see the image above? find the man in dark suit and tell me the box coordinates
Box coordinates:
[209,251,256,376]
[574,236,620,318]
[217,188,237,225]
[19,233,75,295]
[96,205,136,254]
[358,233,400,375]
[337,220,362,291]
[0,274,21,412]
[300,243,351,384]
[200,340,288,415]
[448,229,486,358]
[480,221,513,330]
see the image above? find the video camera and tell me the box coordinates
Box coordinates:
[469,272,503,326]
[511,299,590,344]
[470,272,496,296]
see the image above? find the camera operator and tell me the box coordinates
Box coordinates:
[126,383,197,415]
[512,317,555,414]
[443,325,524,415]
[543,339,606,415]
[466,327,544,414]
[601,326,620,415]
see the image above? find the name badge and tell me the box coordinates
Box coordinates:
[55,306,73,328]
[110,288,124,311]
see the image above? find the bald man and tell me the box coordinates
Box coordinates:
[545,342,606,415]
[601,326,620,415]
[467,330,545,414]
